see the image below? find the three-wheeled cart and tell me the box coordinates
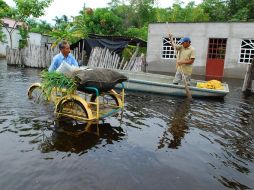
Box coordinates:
[27,82,125,122]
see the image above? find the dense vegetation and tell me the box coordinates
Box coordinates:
[1,0,254,47]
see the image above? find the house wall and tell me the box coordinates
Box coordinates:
[147,22,254,79]
[0,28,19,56]
[29,33,43,46]
[0,27,43,56]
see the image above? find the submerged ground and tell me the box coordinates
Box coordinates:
[0,59,254,190]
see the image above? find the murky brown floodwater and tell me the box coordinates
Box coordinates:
[0,59,254,190]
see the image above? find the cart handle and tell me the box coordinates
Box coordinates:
[119,83,125,89]
[84,87,99,97]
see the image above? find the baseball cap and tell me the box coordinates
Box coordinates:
[179,37,191,43]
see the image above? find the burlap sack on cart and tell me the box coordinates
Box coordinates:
[69,68,128,93]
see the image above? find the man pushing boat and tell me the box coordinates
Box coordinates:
[168,33,196,85]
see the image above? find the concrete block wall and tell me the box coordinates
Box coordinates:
[147,22,254,79]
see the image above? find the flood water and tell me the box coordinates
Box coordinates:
[0,59,254,190]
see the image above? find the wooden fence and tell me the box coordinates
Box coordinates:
[87,46,147,72]
[6,44,147,72]
[6,44,58,68]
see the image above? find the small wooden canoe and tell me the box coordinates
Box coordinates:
[115,70,229,98]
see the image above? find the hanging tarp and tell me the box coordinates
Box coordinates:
[70,34,147,56]
[88,34,147,47]
[73,38,129,56]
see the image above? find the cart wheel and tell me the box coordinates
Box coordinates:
[90,90,120,106]
[57,99,89,121]
[28,83,46,104]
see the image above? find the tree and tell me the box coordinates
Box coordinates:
[124,26,148,40]
[200,0,228,21]
[48,25,81,48]
[0,0,52,48]
[110,4,133,29]
[0,0,11,42]
[153,8,171,23]
[181,2,209,22]
[129,0,157,27]
[27,18,53,34]
[74,8,123,35]
[226,0,254,21]
[48,15,84,48]
[53,15,69,28]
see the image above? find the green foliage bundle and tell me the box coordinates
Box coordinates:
[40,71,77,99]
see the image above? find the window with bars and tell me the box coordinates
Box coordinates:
[162,37,181,59]
[208,38,227,59]
[238,39,254,64]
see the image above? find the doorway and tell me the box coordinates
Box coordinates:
[206,38,227,81]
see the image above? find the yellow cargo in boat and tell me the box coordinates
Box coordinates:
[196,80,224,90]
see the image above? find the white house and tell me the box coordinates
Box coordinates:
[147,22,254,79]
[0,18,44,56]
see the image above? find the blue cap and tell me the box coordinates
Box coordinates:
[179,37,191,43]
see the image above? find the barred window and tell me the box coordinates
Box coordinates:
[208,38,227,59]
[238,39,254,64]
[162,37,181,59]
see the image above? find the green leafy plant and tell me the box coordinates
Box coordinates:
[122,45,147,60]
[40,70,77,99]
[18,25,29,49]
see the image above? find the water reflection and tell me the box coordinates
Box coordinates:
[158,99,191,149]
[39,118,125,154]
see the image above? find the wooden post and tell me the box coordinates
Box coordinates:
[141,53,147,72]
[242,58,254,93]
